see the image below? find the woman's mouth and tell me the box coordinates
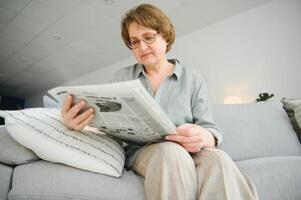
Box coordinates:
[141,53,152,58]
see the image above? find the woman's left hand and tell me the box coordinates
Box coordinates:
[165,123,216,153]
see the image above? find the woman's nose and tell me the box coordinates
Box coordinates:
[138,40,149,51]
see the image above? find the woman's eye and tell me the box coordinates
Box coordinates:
[144,36,154,41]
[131,40,139,45]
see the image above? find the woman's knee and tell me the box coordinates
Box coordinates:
[149,141,194,167]
[207,148,232,160]
[194,147,234,167]
[139,142,198,199]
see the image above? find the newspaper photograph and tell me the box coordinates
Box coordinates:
[47,80,176,144]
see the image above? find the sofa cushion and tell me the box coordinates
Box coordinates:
[0,125,39,165]
[213,102,301,161]
[0,163,13,200]
[236,156,301,200]
[0,108,125,177]
[282,98,301,142]
[8,160,144,200]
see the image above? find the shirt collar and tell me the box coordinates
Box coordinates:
[133,59,183,80]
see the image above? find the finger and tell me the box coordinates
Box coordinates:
[179,123,194,127]
[166,134,202,144]
[176,123,194,130]
[72,108,95,125]
[176,125,199,137]
[66,100,86,119]
[182,141,204,149]
[61,95,73,115]
[73,114,94,131]
[168,123,193,135]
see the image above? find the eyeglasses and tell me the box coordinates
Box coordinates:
[128,32,159,49]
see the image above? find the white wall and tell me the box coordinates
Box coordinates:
[169,0,301,103]
[64,57,136,86]
[26,0,301,107]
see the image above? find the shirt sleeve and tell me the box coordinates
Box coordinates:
[191,75,223,147]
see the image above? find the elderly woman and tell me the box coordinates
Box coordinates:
[61,4,258,200]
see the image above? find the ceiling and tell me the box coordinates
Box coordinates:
[0,0,272,99]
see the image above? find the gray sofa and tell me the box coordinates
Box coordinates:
[1,101,301,200]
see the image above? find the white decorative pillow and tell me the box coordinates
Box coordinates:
[0,108,124,177]
[295,104,301,130]
[282,98,301,143]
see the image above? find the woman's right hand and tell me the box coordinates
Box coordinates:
[61,95,95,131]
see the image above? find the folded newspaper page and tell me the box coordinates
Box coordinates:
[47,80,176,144]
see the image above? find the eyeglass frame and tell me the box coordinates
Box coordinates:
[127,32,160,49]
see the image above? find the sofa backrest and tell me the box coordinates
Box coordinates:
[212,102,301,161]
[43,95,60,108]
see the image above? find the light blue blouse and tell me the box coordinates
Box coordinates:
[111,59,223,168]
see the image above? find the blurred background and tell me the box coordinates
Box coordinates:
[0,0,300,109]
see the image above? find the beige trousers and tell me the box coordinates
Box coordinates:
[131,141,259,200]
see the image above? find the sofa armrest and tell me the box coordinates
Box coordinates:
[0,125,39,166]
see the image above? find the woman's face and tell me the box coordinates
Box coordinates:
[128,22,168,66]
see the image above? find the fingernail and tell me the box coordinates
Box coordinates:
[165,136,170,140]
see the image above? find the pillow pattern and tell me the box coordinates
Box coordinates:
[0,125,39,165]
[0,108,125,177]
[281,98,301,143]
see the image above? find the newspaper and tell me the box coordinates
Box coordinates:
[47,80,176,144]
